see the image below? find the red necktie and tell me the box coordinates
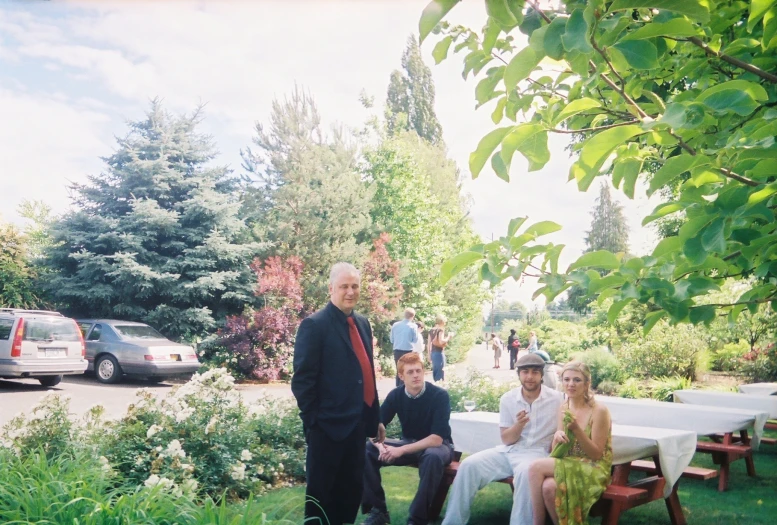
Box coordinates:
[347,317,375,407]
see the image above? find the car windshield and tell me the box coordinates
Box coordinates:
[113,324,166,340]
[23,318,80,342]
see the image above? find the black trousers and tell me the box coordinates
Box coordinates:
[305,422,366,525]
[509,348,518,369]
[393,349,412,386]
[362,439,454,525]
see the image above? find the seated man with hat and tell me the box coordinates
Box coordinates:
[442,353,563,525]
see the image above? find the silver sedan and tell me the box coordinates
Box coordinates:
[77,319,201,384]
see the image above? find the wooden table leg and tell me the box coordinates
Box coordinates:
[665,483,687,525]
[740,430,757,477]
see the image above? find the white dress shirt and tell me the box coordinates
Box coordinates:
[498,385,563,452]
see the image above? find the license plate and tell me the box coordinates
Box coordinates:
[40,348,67,358]
[170,354,181,361]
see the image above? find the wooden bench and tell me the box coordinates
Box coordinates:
[406,451,685,525]
[699,430,758,491]
[630,459,718,481]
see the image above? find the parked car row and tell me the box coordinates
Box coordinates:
[0,308,201,388]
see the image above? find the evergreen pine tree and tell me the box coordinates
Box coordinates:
[568,182,630,313]
[241,87,373,308]
[385,36,443,144]
[45,101,256,340]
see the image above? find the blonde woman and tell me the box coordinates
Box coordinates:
[527,362,612,525]
[427,314,452,382]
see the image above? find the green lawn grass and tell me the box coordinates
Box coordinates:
[256,433,777,524]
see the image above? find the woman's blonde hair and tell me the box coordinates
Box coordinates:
[561,361,594,405]
[435,313,447,325]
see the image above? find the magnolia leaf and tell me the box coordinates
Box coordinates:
[689,305,717,325]
[642,202,685,226]
[419,0,461,43]
[507,216,528,238]
[612,158,642,198]
[702,89,762,116]
[568,250,621,271]
[612,40,659,69]
[621,18,702,41]
[504,46,543,91]
[440,250,483,284]
[570,125,645,190]
[651,236,683,258]
[608,0,710,23]
[432,36,453,64]
[543,16,568,60]
[748,181,777,204]
[553,97,601,126]
[607,298,633,323]
[748,0,777,32]
[500,123,550,172]
[469,126,513,178]
[643,310,667,335]
[523,220,562,238]
[485,0,519,28]
[562,9,594,53]
[491,150,510,181]
[482,17,501,54]
[648,154,710,195]
[700,218,727,254]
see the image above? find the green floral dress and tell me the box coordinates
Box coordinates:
[550,404,612,525]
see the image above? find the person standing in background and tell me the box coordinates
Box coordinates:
[427,314,452,382]
[412,320,426,363]
[507,328,520,370]
[491,333,503,369]
[291,262,380,525]
[390,308,419,387]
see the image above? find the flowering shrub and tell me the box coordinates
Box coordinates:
[201,256,304,381]
[712,341,750,372]
[2,369,306,502]
[741,342,777,382]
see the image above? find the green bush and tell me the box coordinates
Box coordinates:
[713,341,750,372]
[647,376,692,402]
[444,368,517,413]
[597,380,620,396]
[572,348,624,388]
[616,322,708,380]
[618,378,646,399]
[536,319,594,363]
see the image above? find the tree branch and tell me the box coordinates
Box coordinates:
[686,36,777,84]
[719,167,761,187]
[548,120,639,134]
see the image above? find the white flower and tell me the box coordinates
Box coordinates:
[277,462,284,471]
[144,474,160,487]
[174,407,195,423]
[205,416,218,435]
[147,424,163,439]
[181,479,198,493]
[135,456,144,466]
[255,465,264,475]
[163,439,186,459]
[240,449,253,462]
[230,461,246,481]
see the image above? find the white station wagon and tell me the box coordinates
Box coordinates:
[0,308,88,387]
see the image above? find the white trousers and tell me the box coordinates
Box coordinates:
[441,447,548,525]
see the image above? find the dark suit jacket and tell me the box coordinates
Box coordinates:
[291,301,380,441]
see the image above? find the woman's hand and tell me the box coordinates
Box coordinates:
[552,430,569,448]
[567,413,581,434]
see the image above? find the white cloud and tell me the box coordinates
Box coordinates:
[0,0,660,306]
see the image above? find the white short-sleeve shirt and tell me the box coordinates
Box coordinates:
[498,385,563,452]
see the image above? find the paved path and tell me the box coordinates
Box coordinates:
[0,345,518,427]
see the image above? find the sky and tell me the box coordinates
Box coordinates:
[0,0,659,306]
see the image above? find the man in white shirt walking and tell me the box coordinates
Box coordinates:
[441,353,563,525]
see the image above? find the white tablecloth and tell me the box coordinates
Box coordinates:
[597,395,769,449]
[739,382,777,396]
[450,412,696,498]
[674,389,777,419]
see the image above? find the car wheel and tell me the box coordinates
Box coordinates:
[96,355,122,384]
[38,375,62,387]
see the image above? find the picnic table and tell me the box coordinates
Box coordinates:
[674,389,777,438]
[449,411,696,524]
[739,382,777,396]
[597,395,769,490]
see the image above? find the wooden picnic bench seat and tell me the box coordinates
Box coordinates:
[630,459,717,481]
[698,432,756,491]
[403,450,684,524]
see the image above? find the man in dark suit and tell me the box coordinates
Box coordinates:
[292,262,381,525]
